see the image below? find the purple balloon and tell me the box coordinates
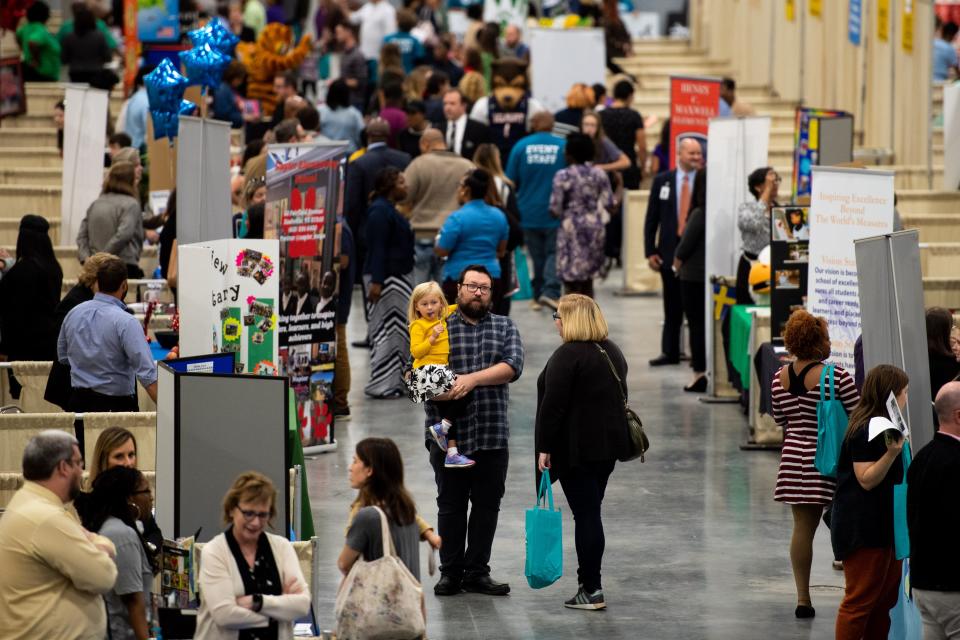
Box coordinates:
[145,58,189,114]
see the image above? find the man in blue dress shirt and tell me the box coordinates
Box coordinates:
[57,256,157,413]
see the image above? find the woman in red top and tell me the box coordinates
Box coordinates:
[771,310,859,619]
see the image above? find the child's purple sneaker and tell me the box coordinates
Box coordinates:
[444,452,476,468]
[427,422,448,450]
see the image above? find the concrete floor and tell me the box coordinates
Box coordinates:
[304,274,845,639]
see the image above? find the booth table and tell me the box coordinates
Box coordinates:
[729,305,784,446]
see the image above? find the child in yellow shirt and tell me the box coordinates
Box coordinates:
[406,281,475,468]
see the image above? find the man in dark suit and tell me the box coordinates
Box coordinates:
[344,118,411,346]
[644,137,703,366]
[436,89,491,160]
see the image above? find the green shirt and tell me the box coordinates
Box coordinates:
[16,22,61,80]
[57,19,118,50]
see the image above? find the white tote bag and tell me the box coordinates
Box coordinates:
[335,507,426,640]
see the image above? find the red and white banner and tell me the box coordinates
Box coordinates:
[669,76,721,169]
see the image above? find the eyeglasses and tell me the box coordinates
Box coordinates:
[461,283,491,295]
[239,508,271,521]
[552,312,561,320]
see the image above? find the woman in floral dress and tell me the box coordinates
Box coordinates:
[548,133,614,298]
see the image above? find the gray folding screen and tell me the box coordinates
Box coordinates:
[156,364,290,542]
[854,230,934,449]
[176,116,233,245]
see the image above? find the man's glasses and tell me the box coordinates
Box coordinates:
[461,283,491,295]
[239,508,271,521]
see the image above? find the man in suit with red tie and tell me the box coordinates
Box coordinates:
[643,137,703,366]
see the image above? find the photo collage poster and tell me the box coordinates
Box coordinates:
[770,206,810,339]
[265,142,348,447]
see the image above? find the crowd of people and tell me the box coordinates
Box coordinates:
[5,0,960,638]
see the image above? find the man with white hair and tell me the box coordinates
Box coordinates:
[907,381,960,638]
[0,430,118,639]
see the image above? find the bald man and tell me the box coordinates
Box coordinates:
[643,137,703,367]
[907,381,960,637]
[402,127,474,284]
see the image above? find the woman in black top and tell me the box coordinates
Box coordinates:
[925,307,960,407]
[673,169,707,392]
[831,365,908,640]
[536,294,629,612]
[0,215,63,394]
[363,167,415,398]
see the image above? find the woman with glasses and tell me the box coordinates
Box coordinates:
[196,471,310,640]
[363,166,416,399]
[535,294,630,611]
[735,166,780,304]
[80,466,157,640]
[435,168,509,306]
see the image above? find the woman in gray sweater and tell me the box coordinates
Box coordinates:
[77,161,145,278]
[673,169,707,392]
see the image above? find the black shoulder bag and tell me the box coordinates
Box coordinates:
[595,343,649,463]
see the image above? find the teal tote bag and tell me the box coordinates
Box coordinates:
[815,364,848,478]
[525,470,563,589]
[893,439,912,560]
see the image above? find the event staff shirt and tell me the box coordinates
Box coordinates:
[0,482,117,640]
[505,131,566,230]
[58,292,158,396]
[384,31,425,73]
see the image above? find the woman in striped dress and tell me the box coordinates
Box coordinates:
[771,310,859,619]
[363,167,415,398]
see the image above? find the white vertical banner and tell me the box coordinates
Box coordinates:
[807,167,894,372]
[61,86,109,246]
[177,116,233,245]
[704,116,770,394]
[178,239,281,375]
[528,28,606,112]
[483,0,529,27]
[943,82,960,191]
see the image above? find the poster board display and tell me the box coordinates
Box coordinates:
[944,82,960,190]
[176,117,233,245]
[769,206,810,338]
[704,116,770,395]
[528,28,606,113]
[669,75,721,170]
[178,239,281,375]
[61,86,109,246]
[155,364,289,542]
[807,167,894,373]
[791,107,851,198]
[265,142,347,448]
[138,0,180,42]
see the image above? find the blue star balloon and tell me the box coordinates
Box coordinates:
[179,42,230,91]
[149,99,197,141]
[144,58,189,114]
[189,19,239,57]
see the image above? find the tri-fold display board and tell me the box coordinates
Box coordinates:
[156,358,290,543]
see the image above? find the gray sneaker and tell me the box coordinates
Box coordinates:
[537,295,559,310]
[564,587,605,610]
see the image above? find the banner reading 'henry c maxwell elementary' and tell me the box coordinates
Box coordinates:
[669,76,720,170]
[806,167,894,373]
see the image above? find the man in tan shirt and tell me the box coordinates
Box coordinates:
[0,430,118,640]
[403,127,474,284]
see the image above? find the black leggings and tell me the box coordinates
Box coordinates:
[558,460,616,592]
[679,279,706,372]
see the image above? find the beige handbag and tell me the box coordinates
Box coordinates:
[335,507,426,640]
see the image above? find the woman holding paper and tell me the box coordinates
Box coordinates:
[770,310,860,619]
[831,365,907,640]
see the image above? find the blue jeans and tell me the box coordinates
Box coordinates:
[523,227,561,300]
[414,238,443,286]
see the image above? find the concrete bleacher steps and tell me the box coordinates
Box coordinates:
[0,186,60,221]
[23,83,124,119]
[0,148,62,169]
[903,215,960,242]
[0,168,63,186]
[0,128,58,148]
[896,190,960,214]
[0,217,60,245]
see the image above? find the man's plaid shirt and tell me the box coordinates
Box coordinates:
[423,309,524,455]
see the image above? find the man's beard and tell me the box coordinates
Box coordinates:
[68,476,82,502]
[458,296,491,320]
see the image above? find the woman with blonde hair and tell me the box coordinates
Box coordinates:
[77,161,145,279]
[535,294,629,611]
[458,71,487,108]
[196,471,311,640]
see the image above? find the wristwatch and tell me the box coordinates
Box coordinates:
[252,594,263,612]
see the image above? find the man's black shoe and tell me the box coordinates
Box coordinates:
[351,339,371,349]
[649,354,680,366]
[433,574,463,596]
[461,575,510,596]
